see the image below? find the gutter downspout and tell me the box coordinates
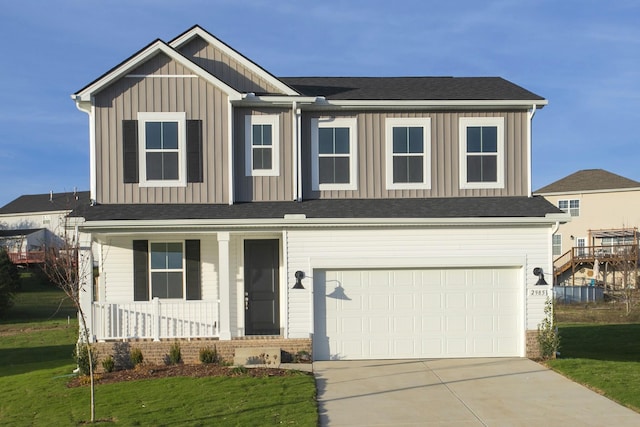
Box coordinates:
[292,101,298,201]
[73,96,96,204]
[527,104,537,198]
[228,99,234,205]
[295,104,302,202]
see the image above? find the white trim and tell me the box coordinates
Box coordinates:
[311,117,358,191]
[459,117,505,189]
[305,99,547,110]
[527,105,537,197]
[125,74,198,78]
[138,112,187,188]
[73,41,242,102]
[228,100,234,205]
[535,187,640,196]
[310,255,526,270]
[385,117,431,190]
[244,115,280,177]
[169,26,298,96]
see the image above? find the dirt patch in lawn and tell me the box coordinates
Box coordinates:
[67,364,309,388]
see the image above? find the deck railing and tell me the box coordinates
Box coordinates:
[92,299,219,341]
[7,251,45,264]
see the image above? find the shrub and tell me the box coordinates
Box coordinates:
[130,347,144,367]
[168,342,182,365]
[0,248,18,317]
[199,345,219,364]
[74,343,97,376]
[101,355,115,373]
[538,298,560,360]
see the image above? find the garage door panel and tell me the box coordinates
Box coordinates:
[314,267,522,360]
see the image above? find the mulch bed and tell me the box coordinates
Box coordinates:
[67,364,306,388]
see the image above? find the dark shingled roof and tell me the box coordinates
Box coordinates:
[0,191,91,215]
[279,77,545,101]
[0,228,45,237]
[70,197,561,222]
[535,169,640,194]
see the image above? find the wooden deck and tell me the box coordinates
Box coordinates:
[7,251,45,265]
[554,244,638,287]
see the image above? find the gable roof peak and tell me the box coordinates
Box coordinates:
[534,169,640,194]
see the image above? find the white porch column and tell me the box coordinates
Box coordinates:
[217,232,232,340]
[77,231,94,342]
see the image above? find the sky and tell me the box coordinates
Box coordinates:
[1,0,639,206]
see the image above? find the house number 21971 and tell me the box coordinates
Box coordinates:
[529,289,548,297]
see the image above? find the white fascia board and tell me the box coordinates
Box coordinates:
[169,26,298,96]
[303,99,548,111]
[72,41,242,103]
[78,215,564,233]
[235,95,318,106]
[535,187,640,197]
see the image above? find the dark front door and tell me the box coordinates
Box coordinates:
[244,239,280,335]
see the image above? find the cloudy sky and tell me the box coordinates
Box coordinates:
[1,0,638,205]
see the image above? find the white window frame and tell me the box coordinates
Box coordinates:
[149,241,185,300]
[552,234,562,256]
[138,112,187,187]
[385,117,431,190]
[558,199,580,216]
[245,114,280,177]
[459,117,505,189]
[311,117,358,191]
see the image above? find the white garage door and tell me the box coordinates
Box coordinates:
[313,268,522,360]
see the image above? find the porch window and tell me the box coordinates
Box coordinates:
[150,242,184,299]
[459,117,504,189]
[311,117,358,191]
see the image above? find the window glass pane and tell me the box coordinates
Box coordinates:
[393,127,408,153]
[253,124,272,147]
[166,272,183,298]
[261,124,272,146]
[467,157,482,182]
[146,153,163,180]
[253,147,272,170]
[569,200,579,209]
[482,126,497,152]
[318,128,334,154]
[162,122,178,149]
[150,243,166,269]
[166,243,183,269]
[393,156,408,183]
[481,156,497,182]
[467,127,482,152]
[252,124,263,146]
[151,272,168,298]
[146,122,162,149]
[162,153,179,180]
[407,156,423,182]
[318,157,334,184]
[334,128,350,154]
[558,200,568,210]
[333,157,350,183]
[408,127,423,153]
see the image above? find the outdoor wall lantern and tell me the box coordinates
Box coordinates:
[292,271,305,289]
[533,267,549,286]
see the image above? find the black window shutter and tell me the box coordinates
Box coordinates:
[185,240,201,300]
[186,120,203,183]
[123,120,139,183]
[133,240,149,301]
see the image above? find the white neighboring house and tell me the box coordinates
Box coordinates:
[0,191,90,264]
[69,25,567,361]
[535,169,640,288]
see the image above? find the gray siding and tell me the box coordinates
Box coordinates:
[234,108,294,202]
[301,110,529,199]
[94,52,229,204]
[178,36,285,94]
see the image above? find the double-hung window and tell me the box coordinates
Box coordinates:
[386,118,431,189]
[245,115,279,176]
[552,234,562,256]
[459,117,504,189]
[138,112,186,187]
[311,117,357,191]
[558,199,580,216]
[150,242,184,299]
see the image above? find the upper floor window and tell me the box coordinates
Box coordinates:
[459,117,504,189]
[558,199,579,216]
[245,115,279,176]
[138,112,187,187]
[552,234,562,256]
[311,117,358,191]
[385,118,431,190]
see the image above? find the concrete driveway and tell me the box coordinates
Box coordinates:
[314,358,640,426]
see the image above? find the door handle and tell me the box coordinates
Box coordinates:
[245,295,249,310]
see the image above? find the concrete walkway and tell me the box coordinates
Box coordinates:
[314,358,640,426]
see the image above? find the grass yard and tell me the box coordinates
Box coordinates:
[547,321,640,412]
[0,269,318,426]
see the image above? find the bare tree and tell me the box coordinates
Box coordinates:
[42,218,96,423]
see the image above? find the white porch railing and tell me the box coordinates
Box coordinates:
[92,298,218,341]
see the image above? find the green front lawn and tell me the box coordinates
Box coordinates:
[0,273,318,426]
[547,323,640,412]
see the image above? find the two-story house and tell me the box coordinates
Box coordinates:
[535,169,640,288]
[70,25,564,362]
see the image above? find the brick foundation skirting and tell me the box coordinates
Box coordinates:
[92,338,312,371]
[525,330,541,359]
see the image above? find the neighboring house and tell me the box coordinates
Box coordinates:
[0,191,90,264]
[535,169,640,288]
[69,25,564,361]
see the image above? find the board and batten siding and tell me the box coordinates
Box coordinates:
[98,235,219,303]
[177,35,285,95]
[234,108,295,202]
[93,52,229,204]
[284,226,551,339]
[300,110,528,199]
